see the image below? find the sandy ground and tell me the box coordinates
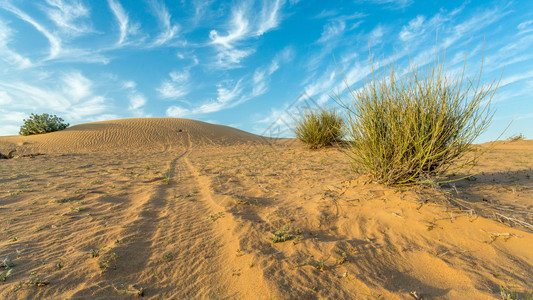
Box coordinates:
[0,118,532,299]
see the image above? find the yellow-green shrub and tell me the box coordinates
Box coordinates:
[295,108,343,149]
[335,50,500,184]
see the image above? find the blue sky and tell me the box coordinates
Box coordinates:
[1,0,532,141]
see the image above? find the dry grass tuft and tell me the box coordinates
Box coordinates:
[335,46,501,184]
[295,108,343,149]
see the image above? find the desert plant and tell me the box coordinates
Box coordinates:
[295,108,344,149]
[500,285,533,300]
[0,269,12,281]
[19,113,69,136]
[507,133,525,141]
[271,226,294,244]
[335,47,500,184]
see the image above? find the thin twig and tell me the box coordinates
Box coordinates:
[493,213,533,230]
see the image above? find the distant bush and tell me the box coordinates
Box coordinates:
[295,108,343,149]
[19,113,69,136]
[507,133,525,141]
[335,48,500,185]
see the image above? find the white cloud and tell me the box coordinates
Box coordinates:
[209,7,249,48]
[1,110,26,123]
[0,91,12,105]
[214,47,255,68]
[256,0,284,36]
[157,70,190,99]
[68,96,108,119]
[107,0,139,46]
[216,80,243,104]
[499,70,533,88]
[370,24,385,42]
[191,0,215,26]
[444,7,505,48]
[208,1,285,68]
[44,0,91,36]
[168,47,294,118]
[0,18,32,69]
[518,19,533,34]
[169,71,188,82]
[252,47,294,96]
[252,70,268,97]
[149,0,179,46]
[0,81,69,110]
[129,94,146,110]
[1,2,61,59]
[304,69,338,102]
[86,114,120,122]
[166,105,190,117]
[0,71,108,122]
[62,72,92,102]
[166,78,248,117]
[122,81,136,89]
[158,82,188,99]
[364,0,413,9]
[122,80,149,116]
[485,34,533,71]
[317,20,346,43]
[0,125,19,136]
[399,15,425,42]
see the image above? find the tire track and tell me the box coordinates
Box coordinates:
[90,133,231,298]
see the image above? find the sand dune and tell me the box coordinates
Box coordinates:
[0,118,263,154]
[0,118,532,299]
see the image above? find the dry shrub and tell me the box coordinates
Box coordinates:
[295,108,344,149]
[335,49,500,184]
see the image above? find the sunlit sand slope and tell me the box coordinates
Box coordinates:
[0,118,263,154]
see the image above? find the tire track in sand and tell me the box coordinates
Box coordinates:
[86,132,231,298]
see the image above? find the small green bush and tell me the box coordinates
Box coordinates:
[507,133,525,141]
[19,113,69,136]
[335,48,500,185]
[295,108,343,149]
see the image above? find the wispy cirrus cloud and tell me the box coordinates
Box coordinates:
[208,0,285,68]
[253,46,294,96]
[397,5,464,44]
[0,71,109,122]
[43,0,92,36]
[199,79,245,114]
[157,70,190,100]
[167,46,293,118]
[123,81,150,117]
[399,15,426,42]
[107,0,140,46]
[209,6,249,48]
[166,78,245,117]
[317,20,346,43]
[0,1,61,59]
[444,6,508,48]
[208,5,253,67]
[62,71,92,101]
[361,0,413,10]
[517,19,533,35]
[149,0,180,46]
[1,1,110,66]
[256,0,284,35]
[0,18,32,69]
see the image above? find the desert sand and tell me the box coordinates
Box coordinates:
[0,118,532,299]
